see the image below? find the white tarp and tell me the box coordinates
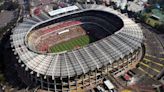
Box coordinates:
[58,29,70,34]
[48,5,79,16]
[104,80,115,90]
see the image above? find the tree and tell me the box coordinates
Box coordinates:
[156,23,164,33]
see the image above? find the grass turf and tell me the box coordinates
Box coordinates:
[50,35,94,53]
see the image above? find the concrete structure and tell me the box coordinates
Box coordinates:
[9,5,144,92]
[48,5,79,17]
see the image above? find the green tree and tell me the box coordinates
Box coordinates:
[156,22,164,33]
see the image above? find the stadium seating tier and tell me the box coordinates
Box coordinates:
[11,6,144,78]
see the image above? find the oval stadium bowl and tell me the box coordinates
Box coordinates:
[10,5,144,91]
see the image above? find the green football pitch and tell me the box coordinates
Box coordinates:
[50,35,95,53]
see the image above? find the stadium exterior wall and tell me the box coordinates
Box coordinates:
[13,46,144,92]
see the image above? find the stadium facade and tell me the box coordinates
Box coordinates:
[8,5,144,92]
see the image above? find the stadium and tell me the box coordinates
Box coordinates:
[6,4,144,92]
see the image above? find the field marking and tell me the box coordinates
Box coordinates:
[139,62,160,73]
[145,54,164,61]
[159,58,164,61]
[143,58,164,67]
[145,54,156,58]
[138,67,154,78]
[159,52,164,54]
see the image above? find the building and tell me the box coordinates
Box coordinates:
[2,4,144,92]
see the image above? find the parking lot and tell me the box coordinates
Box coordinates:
[112,23,164,92]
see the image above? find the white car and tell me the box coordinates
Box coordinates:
[97,86,105,92]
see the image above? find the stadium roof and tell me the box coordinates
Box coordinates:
[11,5,144,79]
[104,80,115,89]
[48,5,79,16]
